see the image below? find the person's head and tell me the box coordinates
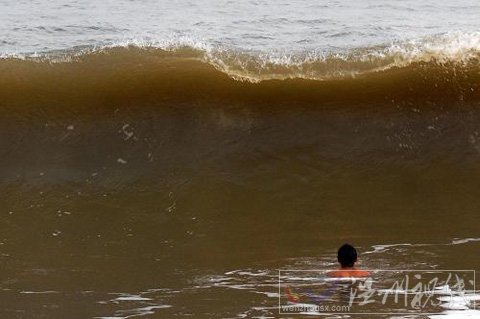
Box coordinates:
[337,243,357,268]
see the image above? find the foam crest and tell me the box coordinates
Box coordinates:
[2,32,480,81]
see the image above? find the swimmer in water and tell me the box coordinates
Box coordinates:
[328,243,370,278]
[284,244,369,303]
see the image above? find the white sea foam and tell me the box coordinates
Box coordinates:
[2,32,480,82]
[429,309,480,318]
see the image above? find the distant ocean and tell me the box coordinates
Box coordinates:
[1,1,479,318]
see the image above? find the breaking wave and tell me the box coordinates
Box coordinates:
[1,32,480,107]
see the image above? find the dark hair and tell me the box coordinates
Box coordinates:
[337,244,357,267]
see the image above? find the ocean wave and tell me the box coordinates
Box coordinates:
[1,32,480,108]
[2,32,480,81]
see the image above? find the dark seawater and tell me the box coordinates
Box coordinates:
[1,1,480,318]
